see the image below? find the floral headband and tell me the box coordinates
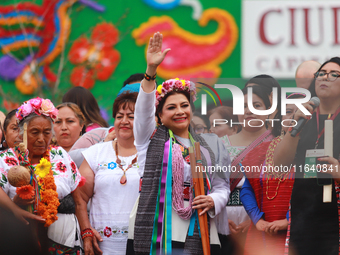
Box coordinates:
[286,93,306,99]
[155,78,197,107]
[16,97,59,123]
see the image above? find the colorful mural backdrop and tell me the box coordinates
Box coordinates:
[0,0,241,123]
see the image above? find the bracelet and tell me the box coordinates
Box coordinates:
[81,228,94,240]
[144,72,156,81]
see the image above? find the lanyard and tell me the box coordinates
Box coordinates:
[315,107,340,148]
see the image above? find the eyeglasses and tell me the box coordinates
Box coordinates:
[314,71,340,82]
[194,124,209,134]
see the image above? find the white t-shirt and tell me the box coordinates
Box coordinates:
[82,141,140,255]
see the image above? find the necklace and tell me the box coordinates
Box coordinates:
[264,137,289,200]
[114,141,137,185]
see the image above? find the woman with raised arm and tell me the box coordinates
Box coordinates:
[128,32,230,255]
[273,57,340,255]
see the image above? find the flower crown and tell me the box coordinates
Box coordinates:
[16,97,59,122]
[155,78,197,107]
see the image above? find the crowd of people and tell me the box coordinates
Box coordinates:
[0,32,339,255]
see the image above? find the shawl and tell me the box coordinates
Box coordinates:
[230,130,274,192]
[134,125,216,254]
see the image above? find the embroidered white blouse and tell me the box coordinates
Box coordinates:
[0,146,81,248]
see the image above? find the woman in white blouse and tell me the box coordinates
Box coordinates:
[74,92,140,255]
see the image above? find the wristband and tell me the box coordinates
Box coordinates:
[144,72,156,81]
[81,228,94,240]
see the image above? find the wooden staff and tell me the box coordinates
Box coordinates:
[323,119,333,203]
[23,123,27,149]
[189,146,211,255]
[21,123,33,212]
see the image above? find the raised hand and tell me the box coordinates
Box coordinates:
[146,32,171,70]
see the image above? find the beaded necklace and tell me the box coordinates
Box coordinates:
[264,137,289,200]
[169,130,197,220]
[114,141,137,185]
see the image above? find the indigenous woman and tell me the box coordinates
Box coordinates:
[239,93,305,255]
[74,92,140,254]
[0,98,83,254]
[54,103,86,152]
[274,57,340,255]
[129,32,230,254]
[0,110,20,151]
[223,85,277,254]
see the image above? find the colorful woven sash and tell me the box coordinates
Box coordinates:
[150,138,172,255]
[149,131,213,254]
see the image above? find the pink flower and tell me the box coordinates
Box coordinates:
[29,97,42,108]
[103,226,112,237]
[51,108,59,120]
[40,99,55,115]
[56,162,67,173]
[70,162,77,174]
[20,103,33,116]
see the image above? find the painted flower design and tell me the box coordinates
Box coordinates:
[3,99,19,112]
[56,162,67,173]
[5,157,18,166]
[185,155,190,164]
[103,226,112,237]
[108,162,117,170]
[69,22,120,89]
[70,162,77,174]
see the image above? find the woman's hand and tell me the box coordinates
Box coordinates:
[146,32,171,69]
[255,218,269,232]
[83,228,103,255]
[104,129,116,142]
[229,219,251,235]
[292,100,316,122]
[13,194,35,206]
[12,207,45,225]
[228,219,240,235]
[192,195,214,216]
[238,219,251,233]
[265,219,288,235]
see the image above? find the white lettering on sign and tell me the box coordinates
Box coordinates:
[242,0,340,78]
